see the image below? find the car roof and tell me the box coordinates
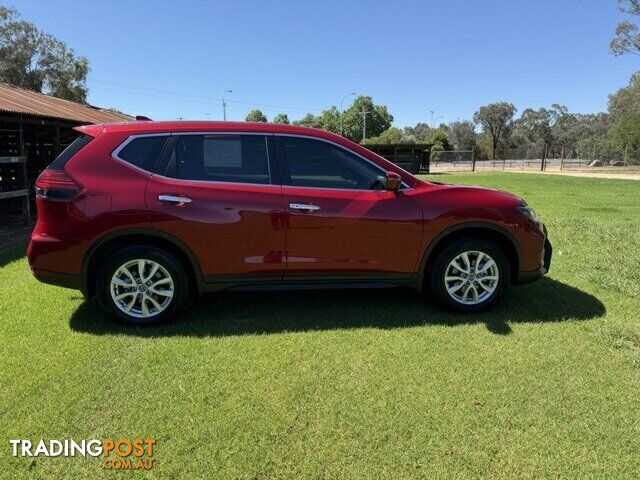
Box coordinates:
[75,121,332,137]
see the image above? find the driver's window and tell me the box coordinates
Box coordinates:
[281,136,382,190]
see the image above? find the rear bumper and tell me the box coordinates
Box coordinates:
[28,232,84,291]
[31,268,82,290]
[517,229,552,285]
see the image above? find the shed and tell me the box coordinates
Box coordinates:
[0,83,132,223]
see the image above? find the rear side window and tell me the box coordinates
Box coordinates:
[49,135,93,169]
[116,136,168,172]
[163,134,270,184]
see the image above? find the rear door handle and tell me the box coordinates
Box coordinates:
[158,194,192,206]
[289,203,320,212]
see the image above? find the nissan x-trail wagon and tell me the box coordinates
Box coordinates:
[28,121,551,325]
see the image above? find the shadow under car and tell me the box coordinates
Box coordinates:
[69,277,605,337]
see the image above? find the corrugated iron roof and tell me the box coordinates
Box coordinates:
[0,82,133,124]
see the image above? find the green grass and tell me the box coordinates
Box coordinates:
[1,172,639,479]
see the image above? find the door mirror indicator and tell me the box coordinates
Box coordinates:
[386,171,402,191]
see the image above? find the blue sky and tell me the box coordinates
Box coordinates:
[10,0,640,126]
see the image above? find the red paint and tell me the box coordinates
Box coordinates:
[28,121,548,294]
[281,186,423,275]
[145,176,286,276]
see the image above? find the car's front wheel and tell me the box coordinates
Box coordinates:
[428,238,509,312]
[96,246,189,325]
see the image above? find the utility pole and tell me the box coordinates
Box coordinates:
[360,109,376,142]
[361,109,375,142]
[222,90,233,121]
[430,110,434,128]
[361,109,373,142]
[362,109,367,142]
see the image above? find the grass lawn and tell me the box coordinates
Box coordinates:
[1,172,638,478]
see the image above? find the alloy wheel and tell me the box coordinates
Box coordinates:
[110,259,174,318]
[444,250,499,305]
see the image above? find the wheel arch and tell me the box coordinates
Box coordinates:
[416,222,521,290]
[81,228,203,298]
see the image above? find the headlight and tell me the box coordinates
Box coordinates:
[517,205,539,222]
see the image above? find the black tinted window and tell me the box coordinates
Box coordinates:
[117,136,168,172]
[49,135,93,169]
[165,135,270,184]
[281,137,382,189]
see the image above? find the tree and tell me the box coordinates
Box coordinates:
[610,113,640,164]
[611,0,640,56]
[0,7,89,103]
[608,72,640,123]
[447,120,476,150]
[272,113,290,124]
[341,96,393,143]
[292,113,320,128]
[510,107,559,154]
[551,110,609,156]
[361,127,404,145]
[316,106,341,134]
[245,109,267,122]
[426,129,451,151]
[402,123,431,143]
[602,71,640,163]
[473,102,516,158]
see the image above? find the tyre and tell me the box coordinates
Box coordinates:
[96,246,189,325]
[427,238,509,312]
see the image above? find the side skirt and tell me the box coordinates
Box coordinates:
[199,273,418,293]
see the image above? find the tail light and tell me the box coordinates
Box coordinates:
[35,169,82,200]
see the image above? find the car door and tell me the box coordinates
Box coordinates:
[145,133,286,282]
[276,135,423,279]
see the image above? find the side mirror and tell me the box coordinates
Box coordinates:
[385,171,402,191]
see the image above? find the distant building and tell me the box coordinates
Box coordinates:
[0,83,132,222]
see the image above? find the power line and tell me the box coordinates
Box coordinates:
[0,71,428,126]
[0,72,326,113]
[90,78,326,112]
[89,85,211,104]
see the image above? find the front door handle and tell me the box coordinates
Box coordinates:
[289,203,320,212]
[158,194,192,206]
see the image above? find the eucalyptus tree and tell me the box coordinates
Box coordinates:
[0,7,89,102]
[473,102,516,158]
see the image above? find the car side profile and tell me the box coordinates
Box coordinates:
[28,121,551,325]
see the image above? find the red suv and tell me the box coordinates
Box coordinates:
[28,121,551,325]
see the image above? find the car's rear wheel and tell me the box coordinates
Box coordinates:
[96,246,188,325]
[427,238,509,312]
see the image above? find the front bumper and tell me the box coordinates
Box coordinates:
[516,224,552,285]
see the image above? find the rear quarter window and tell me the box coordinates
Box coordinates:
[115,136,168,172]
[49,135,93,169]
